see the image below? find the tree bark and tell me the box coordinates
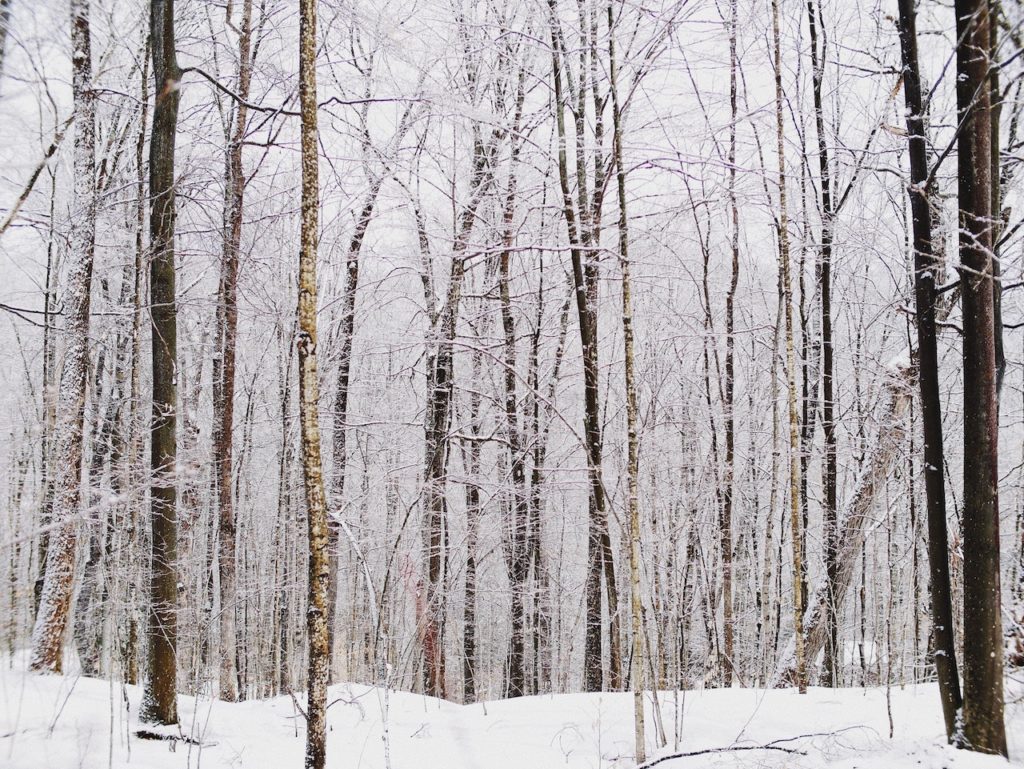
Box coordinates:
[213,0,254,703]
[895,0,963,740]
[498,66,529,698]
[28,0,96,674]
[141,0,181,726]
[462,357,481,703]
[772,0,806,694]
[298,0,329,763]
[720,0,739,688]
[806,0,839,687]
[608,3,644,756]
[955,0,1007,755]
[548,0,619,691]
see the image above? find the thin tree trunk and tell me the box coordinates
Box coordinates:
[116,37,149,688]
[608,4,643,756]
[33,174,59,619]
[989,0,1004,396]
[213,0,254,703]
[462,359,481,703]
[498,67,529,698]
[74,314,114,677]
[327,83,422,664]
[895,0,963,739]
[721,0,739,688]
[772,0,806,694]
[807,0,839,687]
[29,0,96,673]
[326,185,375,677]
[529,276,572,694]
[298,0,329,762]
[548,0,618,690]
[420,121,495,699]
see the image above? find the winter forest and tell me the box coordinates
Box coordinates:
[1,0,1023,766]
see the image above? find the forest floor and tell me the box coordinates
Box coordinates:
[2,656,1022,768]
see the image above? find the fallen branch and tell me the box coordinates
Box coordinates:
[636,728,868,768]
[637,743,805,767]
[134,729,205,746]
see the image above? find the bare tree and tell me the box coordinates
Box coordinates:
[29,0,96,674]
[212,0,255,703]
[772,0,805,694]
[608,0,643,754]
[548,0,622,692]
[895,0,962,740]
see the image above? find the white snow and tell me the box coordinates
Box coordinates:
[1,658,1021,768]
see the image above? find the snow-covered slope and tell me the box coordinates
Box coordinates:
[1,660,1021,768]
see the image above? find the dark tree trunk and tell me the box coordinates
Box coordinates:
[326,187,375,678]
[720,0,739,688]
[895,0,963,740]
[955,0,1007,755]
[141,0,181,727]
[498,71,529,698]
[807,0,839,688]
[499,246,529,698]
[547,1,619,691]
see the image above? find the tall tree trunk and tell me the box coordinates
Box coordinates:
[34,177,59,620]
[298,0,329,763]
[420,123,494,699]
[462,358,481,703]
[28,0,96,673]
[608,4,643,756]
[895,0,963,740]
[122,36,150,687]
[213,0,254,703]
[807,0,839,687]
[720,0,740,688]
[773,0,806,693]
[276,318,296,694]
[498,67,529,698]
[548,0,618,691]
[955,0,1006,755]
[74,317,113,677]
[141,0,181,726]
[528,275,572,695]
[989,0,1004,396]
[326,185,374,677]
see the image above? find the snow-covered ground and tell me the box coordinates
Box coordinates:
[2,658,1021,768]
